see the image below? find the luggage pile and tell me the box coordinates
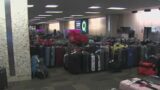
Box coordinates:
[64,50,102,74]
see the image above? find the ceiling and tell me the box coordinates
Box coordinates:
[28,0,160,24]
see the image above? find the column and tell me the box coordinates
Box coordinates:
[0,0,31,82]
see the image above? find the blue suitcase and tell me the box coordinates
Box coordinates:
[45,47,50,67]
[127,47,135,68]
[50,46,55,67]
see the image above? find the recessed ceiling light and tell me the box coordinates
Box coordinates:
[107,7,126,10]
[45,11,63,13]
[89,6,101,9]
[38,15,52,17]
[85,12,100,14]
[45,5,58,8]
[28,5,34,8]
[71,15,84,17]
[34,17,46,19]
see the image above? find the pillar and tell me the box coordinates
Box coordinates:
[0,0,31,82]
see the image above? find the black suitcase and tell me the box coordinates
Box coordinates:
[64,53,69,70]
[82,51,91,73]
[67,52,83,74]
[108,50,122,72]
[0,67,8,90]
[120,48,128,69]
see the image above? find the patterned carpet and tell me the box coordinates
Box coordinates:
[7,68,141,90]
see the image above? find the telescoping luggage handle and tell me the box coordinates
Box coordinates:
[133,79,158,90]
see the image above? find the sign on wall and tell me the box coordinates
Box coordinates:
[75,19,89,34]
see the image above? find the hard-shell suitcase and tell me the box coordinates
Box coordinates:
[91,53,96,72]
[67,52,82,74]
[0,67,8,90]
[55,47,65,66]
[100,46,110,71]
[44,47,50,67]
[119,78,160,90]
[90,53,99,72]
[50,46,55,67]
[138,60,157,76]
[120,48,128,69]
[64,53,69,70]
[127,47,135,68]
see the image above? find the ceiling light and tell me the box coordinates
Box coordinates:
[28,5,34,8]
[38,15,52,17]
[45,11,63,13]
[71,15,84,17]
[64,17,73,19]
[45,5,58,8]
[85,12,100,14]
[107,7,126,10]
[89,6,101,9]
[36,22,46,24]
[34,17,46,18]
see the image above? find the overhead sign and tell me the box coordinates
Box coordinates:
[75,19,88,34]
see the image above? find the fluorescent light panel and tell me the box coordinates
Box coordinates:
[85,12,100,14]
[64,17,73,19]
[45,11,63,13]
[38,15,52,17]
[45,5,58,8]
[28,5,34,8]
[71,15,83,17]
[107,7,126,10]
[89,6,101,9]
[34,17,46,18]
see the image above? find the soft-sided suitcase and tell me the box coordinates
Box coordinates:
[0,67,8,90]
[119,78,160,90]
[44,47,50,67]
[138,60,157,76]
[67,52,82,74]
[55,47,65,66]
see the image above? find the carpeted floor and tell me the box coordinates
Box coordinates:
[6,68,142,90]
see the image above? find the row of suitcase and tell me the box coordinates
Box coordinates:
[64,51,104,74]
[32,46,66,67]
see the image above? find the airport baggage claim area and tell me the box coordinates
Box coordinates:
[1,0,160,90]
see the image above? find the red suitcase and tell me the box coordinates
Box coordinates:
[55,47,65,66]
[138,60,157,76]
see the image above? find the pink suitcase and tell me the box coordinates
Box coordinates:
[119,78,160,90]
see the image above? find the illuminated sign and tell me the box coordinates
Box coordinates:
[75,19,88,34]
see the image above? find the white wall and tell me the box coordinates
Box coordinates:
[89,17,107,36]
[49,22,60,32]
[122,9,160,40]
